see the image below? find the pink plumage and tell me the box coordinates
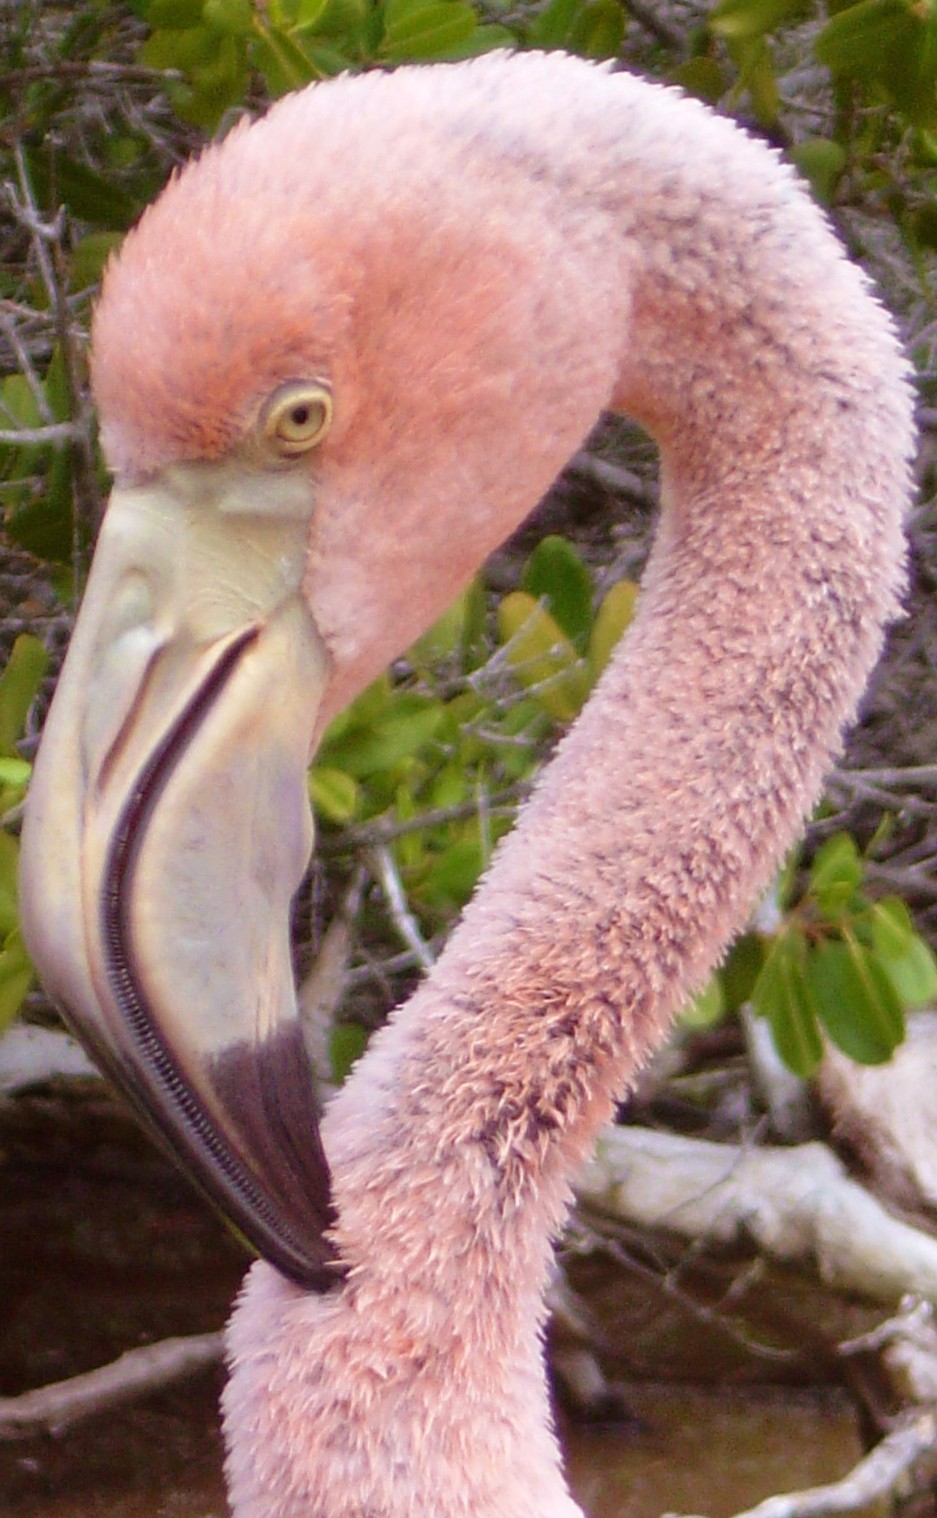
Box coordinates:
[21,51,913,1518]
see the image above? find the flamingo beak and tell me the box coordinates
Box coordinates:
[19,465,340,1288]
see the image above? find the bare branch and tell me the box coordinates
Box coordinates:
[0,307,54,422]
[865,860,937,900]
[2,60,179,90]
[0,1333,223,1440]
[317,785,526,857]
[0,1023,98,1097]
[370,844,436,971]
[567,449,656,509]
[0,422,83,445]
[10,147,65,309]
[840,764,937,788]
[578,1126,937,1305]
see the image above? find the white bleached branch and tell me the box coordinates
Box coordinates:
[578,1125,937,1305]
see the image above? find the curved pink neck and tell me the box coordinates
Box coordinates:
[223,59,913,1518]
[321,89,911,1331]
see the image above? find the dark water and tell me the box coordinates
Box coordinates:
[563,1385,865,1518]
[0,1089,871,1518]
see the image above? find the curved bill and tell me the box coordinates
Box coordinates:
[19,465,340,1289]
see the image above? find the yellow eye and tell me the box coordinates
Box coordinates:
[261,382,332,457]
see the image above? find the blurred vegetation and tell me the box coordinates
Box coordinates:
[2,0,937,1089]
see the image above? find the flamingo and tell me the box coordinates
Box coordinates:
[19,51,912,1518]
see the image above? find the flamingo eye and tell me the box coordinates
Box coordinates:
[261,382,332,457]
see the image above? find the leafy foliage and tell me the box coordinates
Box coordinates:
[309,544,638,931]
[134,0,514,125]
[0,637,47,1032]
[705,835,937,1077]
[2,1,936,1087]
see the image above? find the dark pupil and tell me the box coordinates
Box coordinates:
[291,404,311,427]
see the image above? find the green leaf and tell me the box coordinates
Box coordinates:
[681,975,726,1029]
[146,0,206,25]
[752,929,823,1076]
[419,836,484,908]
[139,23,219,69]
[869,901,937,1006]
[730,36,780,125]
[588,579,638,680]
[380,0,477,58]
[0,833,20,937]
[6,444,75,562]
[298,42,355,73]
[816,2,937,126]
[203,0,255,34]
[392,783,423,872]
[0,347,69,454]
[880,937,937,1007]
[808,935,905,1063]
[251,24,321,92]
[308,765,359,824]
[569,0,624,57]
[529,0,582,45]
[909,202,937,252]
[330,1021,368,1083]
[815,0,915,77]
[0,636,49,759]
[497,592,590,722]
[292,0,332,24]
[720,930,767,1010]
[710,0,808,40]
[791,138,848,203]
[70,232,124,292]
[333,697,445,778]
[319,675,392,753]
[0,373,41,433]
[521,536,593,651]
[0,930,33,1034]
[26,148,141,229]
[866,896,916,958]
[409,585,473,671]
[671,57,730,104]
[808,832,864,920]
[459,576,490,671]
[293,0,366,37]
[186,32,250,118]
[427,761,467,813]
[0,758,31,791]
[439,21,514,55]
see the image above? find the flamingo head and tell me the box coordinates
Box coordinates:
[17,65,622,1284]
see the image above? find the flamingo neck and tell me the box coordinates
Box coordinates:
[223,61,912,1518]
[321,83,910,1330]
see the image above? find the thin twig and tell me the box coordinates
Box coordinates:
[834,764,937,788]
[10,149,64,305]
[9,143,102,574]
[0,308,54,422]
[0,422,83,445]
[568,449,656,508]
[370,844,436,971]
[2,61,180,90]
[317,786,526,855]
[865,861,937,900]
[839,1298,934,1358]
